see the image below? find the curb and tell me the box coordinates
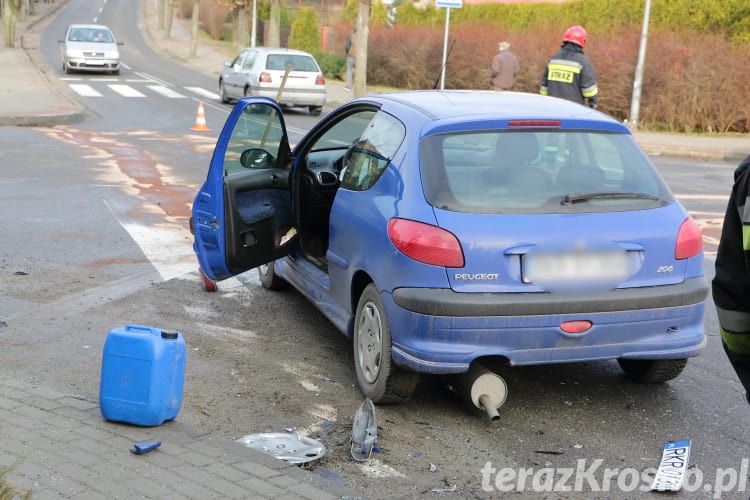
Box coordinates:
[638,145,748,163]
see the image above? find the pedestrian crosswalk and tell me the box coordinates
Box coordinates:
[61,77,220,101]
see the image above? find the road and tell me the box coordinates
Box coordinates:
[1,1,748,498]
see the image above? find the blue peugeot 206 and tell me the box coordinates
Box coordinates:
[191,91,708,406]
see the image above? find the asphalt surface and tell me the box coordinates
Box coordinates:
[0,1,748,499]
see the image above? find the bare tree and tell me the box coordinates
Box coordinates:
[217,0,251,50]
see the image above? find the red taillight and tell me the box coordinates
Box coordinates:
[560,320,592,334]
[675,216,703,260]
[315,74,325,85]
[387,218,464,268]
[259,72,272,83]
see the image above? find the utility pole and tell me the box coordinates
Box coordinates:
[629,0,651,129]
[251,0,257,47]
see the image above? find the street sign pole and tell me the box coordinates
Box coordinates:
[436,0,462,90]
[440,7,450,90]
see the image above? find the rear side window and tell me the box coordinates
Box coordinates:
[420,130,671,214]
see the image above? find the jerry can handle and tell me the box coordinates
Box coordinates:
[124,324,159,335]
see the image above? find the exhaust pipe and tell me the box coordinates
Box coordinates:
[455,362,508,422]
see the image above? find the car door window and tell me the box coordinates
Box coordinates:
[340,112,405,191]
[224,104,287,176]
[242,51,257,70]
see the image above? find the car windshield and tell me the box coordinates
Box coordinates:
[265,54,318,72]
[69,28,114,43]
[420,130,671,214]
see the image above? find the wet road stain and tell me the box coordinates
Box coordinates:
[41,128,199,219]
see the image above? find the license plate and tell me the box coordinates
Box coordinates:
[650,440,691,492]
[523,249,630,285]
[85,59,105,65]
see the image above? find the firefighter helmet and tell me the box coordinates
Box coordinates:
[563,25,587,48]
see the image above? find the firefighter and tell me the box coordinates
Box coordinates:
[713,153,750,405]
[540,25,599,108]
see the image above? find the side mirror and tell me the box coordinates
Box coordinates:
[224,60,233,68]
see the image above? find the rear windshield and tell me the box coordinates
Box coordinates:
[265,54,319,72]
[420,130,672,214]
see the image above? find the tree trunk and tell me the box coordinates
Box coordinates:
[268,0,281,47]
[158,0,165,30]
[353,0,369,97]
[164,0,175,39]
[237,7,249,48]
[2,0,20,48]
[231,9,239,52]
[189,0,199,58]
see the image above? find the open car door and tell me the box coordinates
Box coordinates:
[191,98,296,281]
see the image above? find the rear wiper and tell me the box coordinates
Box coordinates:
[561,191,661,205]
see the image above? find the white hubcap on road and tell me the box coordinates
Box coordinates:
[357,302,382,384]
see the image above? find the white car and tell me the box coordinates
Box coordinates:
[218,47,327,115]
[59,24,122,75]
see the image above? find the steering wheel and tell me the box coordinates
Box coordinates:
[240,148,276,169]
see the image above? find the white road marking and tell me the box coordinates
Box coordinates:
[68,81,221,102]
[147,85,187,98]
[109,84,146,97]
[118,222,195,280]
[69,84,102,97]
[185,86,220,100]
[674,194,730,201]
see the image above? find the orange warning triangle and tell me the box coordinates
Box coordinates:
[191,102,211,132]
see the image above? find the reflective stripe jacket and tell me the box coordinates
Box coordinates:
[713,154,750,334]
[540,43,598,106]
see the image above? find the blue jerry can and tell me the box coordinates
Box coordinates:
[100,324,186,426]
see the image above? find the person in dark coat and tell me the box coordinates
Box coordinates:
[540,25,599,108]
[712,153,750,405]
[490,41,519,91]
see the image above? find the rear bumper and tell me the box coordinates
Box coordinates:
[252,86,326,107]
[386,277,708,374]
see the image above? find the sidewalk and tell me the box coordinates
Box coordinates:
[2,0,748,161]
[0,375,353,499]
